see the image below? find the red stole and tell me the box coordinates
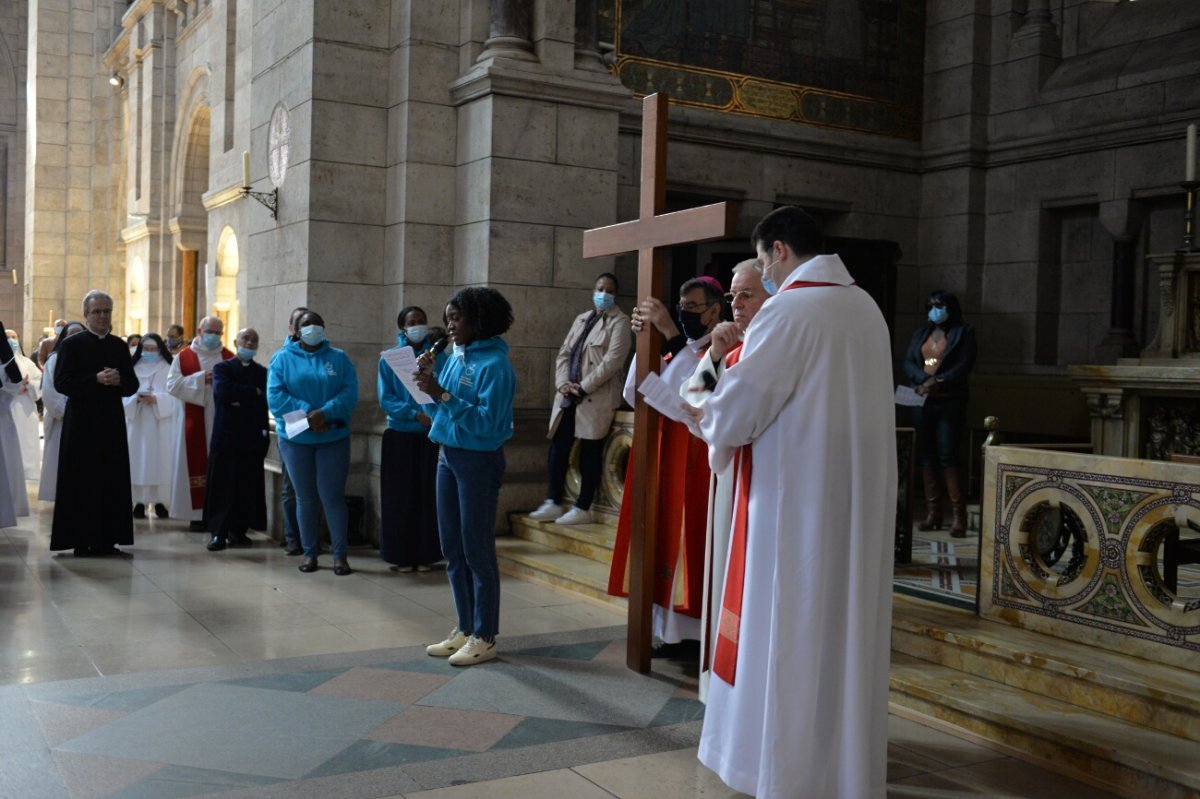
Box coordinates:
[608,418,710,617]
[711,279,847,686]
[177,347,232,510]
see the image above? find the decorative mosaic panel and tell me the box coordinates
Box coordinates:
[607,1,925,139]
[982,446,1200,671]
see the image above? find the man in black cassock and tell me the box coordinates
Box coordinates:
[204,328,269,552]
[50,291,139,556]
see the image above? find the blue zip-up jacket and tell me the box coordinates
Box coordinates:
[267,338,358,444]
[378,333,445,433]
[429,336,515,452]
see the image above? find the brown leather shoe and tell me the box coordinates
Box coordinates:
[918,466,944,531]
[944,466,968,538]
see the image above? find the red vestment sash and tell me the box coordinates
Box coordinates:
[712,279,847,686]
[608,416,710,617]
[177,347,232,509]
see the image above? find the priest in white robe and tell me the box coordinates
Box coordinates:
[166,317,232,527]
[125,334,178,518]
[38,322,85,502]
[678,261,768,703]
[5,331,42,480]
[697,207,896,799]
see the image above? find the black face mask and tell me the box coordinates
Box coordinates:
[677,309,709,341]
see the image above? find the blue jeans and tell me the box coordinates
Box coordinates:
[280,459,300,546]
[912,398,967,468]
[437,445,505,640]
[278,437,350,559]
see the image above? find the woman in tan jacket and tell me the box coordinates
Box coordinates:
[530,273,632,525]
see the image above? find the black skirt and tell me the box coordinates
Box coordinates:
[379,429,442,566]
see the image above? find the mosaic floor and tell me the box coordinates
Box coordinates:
[2,494,1122,798]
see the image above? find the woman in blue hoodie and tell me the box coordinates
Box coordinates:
[414,287,515,667]
[267,310,359,575]
[377,306,446,570]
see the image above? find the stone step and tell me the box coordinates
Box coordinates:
[889,652,1200,799]
[496,537,626,610]
[509,512,616,564]
[891,596,1200,743]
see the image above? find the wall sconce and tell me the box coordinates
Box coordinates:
[109,74,124,88]
[239,150,278,219]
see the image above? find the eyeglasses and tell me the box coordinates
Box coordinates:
[724,290,755,303]
[678,300,715,313]
[87,308,113,316]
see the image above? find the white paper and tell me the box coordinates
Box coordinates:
[894,385,926,407]
[381,347,433,405]
[637,372,692,423]
[283,409,310,438]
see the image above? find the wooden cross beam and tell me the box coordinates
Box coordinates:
[582,93,736,673]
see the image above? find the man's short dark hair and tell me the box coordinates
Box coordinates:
[595,272,620,293]
[679,277,723,305]
[446,287,514,340]
[751,206,823,258]
[167,324,184,335]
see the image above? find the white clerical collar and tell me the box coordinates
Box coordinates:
[781,253,854,288]
[687,333,712,354]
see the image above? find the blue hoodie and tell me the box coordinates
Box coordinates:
[429,336,515,452]
[378,333,446,433]
[267,338,358,444]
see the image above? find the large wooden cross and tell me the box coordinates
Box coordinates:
[582,93,736,673]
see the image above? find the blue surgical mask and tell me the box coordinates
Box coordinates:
[201,332,222,350]
[928,306,949,325]
[759,258,781,296]
[299,325,326,346]
[140,352,160,363]
[237,347,257,362]
[8,339,18,352]
[54,325,64,337]
[405,325,429,344]
[593,292,615,312]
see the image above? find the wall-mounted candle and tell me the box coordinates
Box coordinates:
[1188,124,1197,183]
[242,150,250,188]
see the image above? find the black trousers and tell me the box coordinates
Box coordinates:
[547,405,604,511]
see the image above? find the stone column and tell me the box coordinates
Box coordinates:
[1101,235,1140,358]
[574,0,605,71]
[478,0,536,62]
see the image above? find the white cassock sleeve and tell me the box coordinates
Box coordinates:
[699,301,803,473]
[17,358,40,403]
[41,358,67,419]
[680,351,723,410]
[622,358,637,408]
[166,353,208,407]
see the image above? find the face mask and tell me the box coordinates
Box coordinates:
[405,325,429,344]
[928,306,949,325]
[141,352,160,363]
[759,258,781,296]
[200,332,222,350]
[593,292,615,312]
[166,336,181,349]
[237,346,257,362]
[299,325,326,346]
[676,309,709,341]
[129,346,137,356]
[8,339,18,352]
[54,326,64,337]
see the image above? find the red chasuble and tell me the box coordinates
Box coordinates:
[608,415,711,618]
[177,346,233,510]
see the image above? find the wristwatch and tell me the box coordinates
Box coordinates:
[439,390,451,402]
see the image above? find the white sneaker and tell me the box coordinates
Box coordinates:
[448,636,497,666]
[528,500,564,521]
[554,506,593,525]
[426,628,468,657]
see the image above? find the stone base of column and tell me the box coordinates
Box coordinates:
[478,36,537,63]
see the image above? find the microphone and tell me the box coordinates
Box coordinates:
[417,336,449,370]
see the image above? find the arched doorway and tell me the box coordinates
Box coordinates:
[174,105,211,339]
[213,226,240,337]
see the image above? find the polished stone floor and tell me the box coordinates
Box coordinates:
[1,496,1119,798]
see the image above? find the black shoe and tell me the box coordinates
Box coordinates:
[207,535,227,552]
[650,640,700,659]
[333,558,352,576]
[92,545,122,557]
[228,532,253,548]
[298,557,319,573]
[154,503,169,518]
[189,520,207,532]
[132,504,146,519]
[284,543,303,556]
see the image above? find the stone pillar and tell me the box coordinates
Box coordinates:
[1101,235,1140,358]
[574,0,605,71]
[479,0,536,62]
[1009,0,1061,88]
